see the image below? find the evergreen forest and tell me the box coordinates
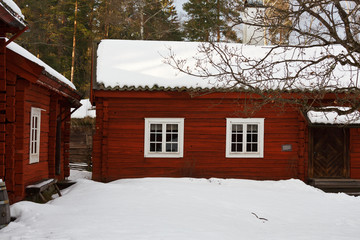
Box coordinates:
[14,0,243,97]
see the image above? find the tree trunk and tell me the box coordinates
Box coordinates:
[71,0,78,83]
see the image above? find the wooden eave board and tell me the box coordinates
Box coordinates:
[38,74,81,107]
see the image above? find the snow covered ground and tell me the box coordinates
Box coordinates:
[1,173,360,240]
[68,169,92,181]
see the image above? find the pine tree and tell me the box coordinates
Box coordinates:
[14,0,183,97]
[95,0,183,41]
[183,0,240,42]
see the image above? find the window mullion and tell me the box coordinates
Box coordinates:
[162,123,166,153]
[243,124,247,153]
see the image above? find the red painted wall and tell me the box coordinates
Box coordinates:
[93,91,309,182]
[7,76,72,203]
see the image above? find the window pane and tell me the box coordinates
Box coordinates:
[150,143,155,152]
[231,143,236,152]
[150,143,162,152]
[155,143,162,152]
[166,143,171,152]
[237,143,242,152]
[172,143,178,152]
[247,124,258,133]
[246,143,258,152]
[151,124,162,132]
[166,124,178,132]
[237,134,242,142]
[166,133,178,142]
[245,124,258,153]
[165,143,178,152]
[253,144,258,152]
[166,124,179,149]
[232,124,243,133]
[155,133,162,141]
[231,124,243,152]
[247,134,251,142]
[150,124,163,153]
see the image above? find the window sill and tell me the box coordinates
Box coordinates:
[144,153,183,158]
[226,153,264,158]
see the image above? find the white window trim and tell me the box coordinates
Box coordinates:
[226,118,264,158]
[29,107,42,164]
[144,118,184,158]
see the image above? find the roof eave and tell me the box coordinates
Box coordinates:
[0,4,27,33]
[38,71,82,108]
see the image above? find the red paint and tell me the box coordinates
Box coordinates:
[0,46,81,203]
[92,91,308,182]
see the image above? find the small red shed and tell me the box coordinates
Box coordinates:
[0,1,81,203]
[91,40,360,185]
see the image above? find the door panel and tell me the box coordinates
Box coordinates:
[310,128,349,178]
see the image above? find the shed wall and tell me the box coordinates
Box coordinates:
[8,78,72,202]
[93,92,308,182]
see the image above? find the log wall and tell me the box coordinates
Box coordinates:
[93,91,309,182]
[5,76,72,203]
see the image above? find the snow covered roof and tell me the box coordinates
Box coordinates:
[0,0,26,27]
[7,41,76,90]
[307,107,360,125]
[71,99,95,118]
[95,39,220,91]
[2,0,24,18]
[95,39,360,92]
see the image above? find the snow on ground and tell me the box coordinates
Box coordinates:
[1,178,360,240]
[68,169,92,181]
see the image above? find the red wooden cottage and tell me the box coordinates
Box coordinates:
[0,1,81,203]
[91,39,360,189]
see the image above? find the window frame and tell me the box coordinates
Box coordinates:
[226,118,264,158]
[144,118,184,158]
[29,107,42,164]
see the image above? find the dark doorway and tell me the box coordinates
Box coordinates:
[310,127,349,178]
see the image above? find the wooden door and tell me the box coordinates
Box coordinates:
[310,127,349,178]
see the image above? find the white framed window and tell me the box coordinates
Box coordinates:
[226,118,264,158]
[29,107,42,164]
[144,118,184,158]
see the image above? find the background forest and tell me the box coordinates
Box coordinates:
[14,0,243,97]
